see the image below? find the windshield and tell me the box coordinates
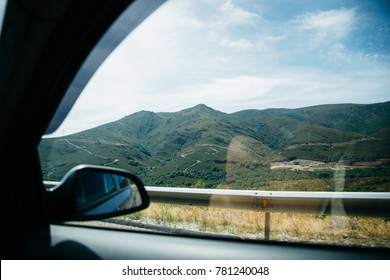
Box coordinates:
[39,0,390,248]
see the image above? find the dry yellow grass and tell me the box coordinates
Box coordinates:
[134,203,390,248]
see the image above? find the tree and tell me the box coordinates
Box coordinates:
[195,179,205,188]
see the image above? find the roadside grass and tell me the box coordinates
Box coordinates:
[132,203,390,248]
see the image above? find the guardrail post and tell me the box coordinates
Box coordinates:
[264,212,270,240]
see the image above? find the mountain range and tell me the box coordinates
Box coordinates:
[39,102,390,190]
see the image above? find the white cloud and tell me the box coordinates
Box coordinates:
[293,8,356,43]
[256,35,285,53]
[220,38,254,50]
[218,0,258,27]
[181,75,286,105]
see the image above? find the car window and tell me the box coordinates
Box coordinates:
[39,0,390,248]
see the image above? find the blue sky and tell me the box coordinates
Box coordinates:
[50,0,390,136]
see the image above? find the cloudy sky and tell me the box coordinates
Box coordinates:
[49,0,390,137]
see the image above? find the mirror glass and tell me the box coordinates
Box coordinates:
[73,169,143,216]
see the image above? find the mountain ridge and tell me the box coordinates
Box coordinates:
[39,101,390,190]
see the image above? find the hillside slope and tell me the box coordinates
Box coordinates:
[39,102,390,189]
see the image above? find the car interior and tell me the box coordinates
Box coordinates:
[1,0,389,260]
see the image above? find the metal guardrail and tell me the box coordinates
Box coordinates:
[146,186,390,218]
[44,181,390,239]
[146,187,390,240]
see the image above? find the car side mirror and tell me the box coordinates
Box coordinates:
[46,165,149,221]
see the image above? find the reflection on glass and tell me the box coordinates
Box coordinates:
[74,170,142,216]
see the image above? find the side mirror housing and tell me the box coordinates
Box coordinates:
[46,165,149,221]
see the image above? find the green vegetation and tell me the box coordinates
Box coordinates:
[39,102,390,191]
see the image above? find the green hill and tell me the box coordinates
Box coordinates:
[39,102,390,190]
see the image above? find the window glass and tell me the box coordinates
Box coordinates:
[117,176,133,189]
[39,0,390,248]
[102,174,117,194]
[76,171,116,208]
